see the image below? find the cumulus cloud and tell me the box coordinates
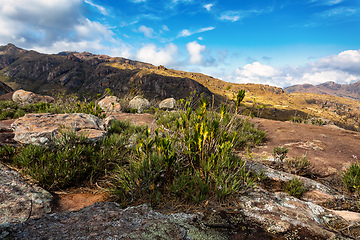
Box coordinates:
[178,27,215,37]
[187,41,205,64]
[0,0,127,56]
[228,50,360,88]
[138,25,154,38]
[136,43,178,66]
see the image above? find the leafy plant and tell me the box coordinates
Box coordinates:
[342,161,360,192]
[285,177,306,198]
[112,98,266,205]
[290,116,304,123]
[273,146,289,161]
[286,153,310,175]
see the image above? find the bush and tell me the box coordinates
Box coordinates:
[273,146,289,161]
[342,161,360,192]
[286,153,310,175]
[112,99,266,205]
[1,120,145,190]
[290,116,304,123]
[285,177,306,198]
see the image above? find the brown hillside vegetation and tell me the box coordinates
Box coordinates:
[0,43,359,131]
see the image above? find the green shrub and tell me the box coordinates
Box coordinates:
[342,161,360,192]
[286,153,310,175]
[273,146,289,161]
[112,99,266,205]
[290,116,304,123]
[285,177,306,198]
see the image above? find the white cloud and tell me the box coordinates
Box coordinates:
[138,25,154,38]
[220,11,241,22]
[0,0,125,56]
[204,4,213,11]
[136,43,178,66]
[84,0,108,15]
[187,41,205,64]
[178,26,215,37]
[162,25,169,31]
[227,49,360,88]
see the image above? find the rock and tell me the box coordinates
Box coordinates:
[129,96,150,113]
[98,96,121,112]
[11,113,106,145]
[0,163,52,225]
[159,98,176,110]
[12,89,54,105]
[233,188,351,239]
[3,203,230,239]
[102,115,117,130]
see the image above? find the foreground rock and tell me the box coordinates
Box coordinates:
[1,186,355,239]
[98,96,121,112]
[159,97,176,110]
[129,96,150,113]
[1,203,229,239]
[12,89,54,105]
[11,113,114,145]
[0,163,52,225]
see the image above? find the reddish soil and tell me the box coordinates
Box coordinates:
[51,191,108,213]
[250,118,360,176]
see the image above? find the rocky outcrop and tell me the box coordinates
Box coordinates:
[12,89,54,105]
[1,203,230,239]
[159,98,176,110]
[0,163,52,225]
[1,188,354,239]
[98,96,121,112]
[10,113,113,145]
[129,96,150,113]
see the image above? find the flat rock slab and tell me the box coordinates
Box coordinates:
[0,163,52,225]
[2,203,230,240]
[11,113,107,145]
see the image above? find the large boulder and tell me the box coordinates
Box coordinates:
[11,113,108,145]
[0,163,52,225]
[98,96,121,112]
[12,89,54,105]
[129,96,150,113]
[159,98,176,110]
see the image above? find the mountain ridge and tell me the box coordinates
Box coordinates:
[284,81,360,101]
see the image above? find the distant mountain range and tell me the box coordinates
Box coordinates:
[284,81,360,101]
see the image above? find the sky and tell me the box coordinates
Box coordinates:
[0,0,360,88]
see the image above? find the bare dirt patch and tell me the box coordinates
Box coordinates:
[250,118,360,176]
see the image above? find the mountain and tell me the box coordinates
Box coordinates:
[0,43,359,131]
[0,43,214,101]
[284,81,360,101]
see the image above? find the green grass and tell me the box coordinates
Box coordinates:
[285,177,306,198]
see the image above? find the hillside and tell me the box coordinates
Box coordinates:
[0,43,360,131]
[284,81,360,101]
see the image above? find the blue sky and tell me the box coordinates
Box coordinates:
[0,0,360,87]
